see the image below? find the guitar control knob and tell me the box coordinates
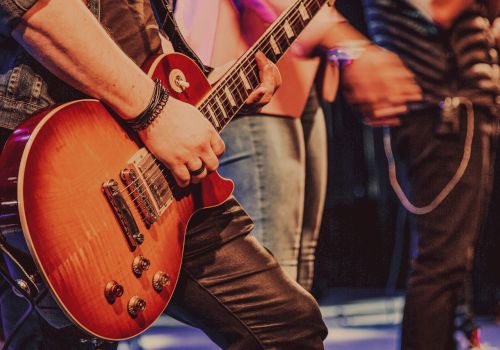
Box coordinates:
[128,296,146,318]
[104,281,124,303]
[152,271,171,292]
[132,255,151,276]
[133,232,144,245]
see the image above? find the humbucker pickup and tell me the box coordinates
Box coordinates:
[102,179,144,251]
[121,148,174,227]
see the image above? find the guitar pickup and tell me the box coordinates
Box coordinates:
[102,179,144,251]
[121,168,158,228]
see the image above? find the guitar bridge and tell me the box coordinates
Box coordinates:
[102,179,143,251]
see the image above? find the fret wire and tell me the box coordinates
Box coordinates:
[292,5,307,31]
[215,90,232,119]
[208,7,304,108]
[215,86,233,117]
[310,0,322,12]
[208,101,225,131]
[220,88,234,114]
[209,97,225,126]
[214,69,248,128]
[211,1,310,98]
[199,0,326,126]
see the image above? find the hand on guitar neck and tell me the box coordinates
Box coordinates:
[139,51,281,188]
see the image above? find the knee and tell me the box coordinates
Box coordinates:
[285,287,328,343]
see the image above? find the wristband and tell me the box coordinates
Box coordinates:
[127,79,169,131]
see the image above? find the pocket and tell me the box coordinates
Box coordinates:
[0,95,43,129]
[6,63,45,105]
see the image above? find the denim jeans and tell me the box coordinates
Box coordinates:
[218,90,328,291]
[389,108,498,350]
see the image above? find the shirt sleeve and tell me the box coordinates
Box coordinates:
[0,0,38,36]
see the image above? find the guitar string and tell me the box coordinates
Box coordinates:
[118,3,317,203]
[202,0,323,128]
[117,1,323,203]
[198,1,317,130]
[117,1,320,205]
[198,0,319,118]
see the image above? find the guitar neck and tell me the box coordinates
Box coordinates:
[197,0,327,133]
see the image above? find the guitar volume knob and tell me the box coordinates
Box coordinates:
[104,281,124,304]
[133,232,144,245]
[128,296,146,318]
[132,255,151,276]
[152,271,170,292]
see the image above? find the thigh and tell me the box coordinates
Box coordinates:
[219,116,305,279]
[298,107,328,290]
[302,104,328,228]
[166,199,327,350]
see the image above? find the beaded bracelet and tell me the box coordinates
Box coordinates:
[127,79,170,131]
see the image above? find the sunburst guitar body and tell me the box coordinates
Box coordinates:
[0,53,233,340]
[0,0,331,340]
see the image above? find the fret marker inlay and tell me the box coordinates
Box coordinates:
[206,105,220,128]
[215,96,228,119]
[225,87,236,107]
[239,70,251,90]
[299,3,310,20]
[270,36,281,55]
[284,21,294,39]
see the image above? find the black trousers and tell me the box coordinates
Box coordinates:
[390,108,498,350]
[0,128,327,349]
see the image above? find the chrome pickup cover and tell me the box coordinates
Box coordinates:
[121,148,173,227]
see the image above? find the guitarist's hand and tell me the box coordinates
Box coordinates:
[245,51,282,110]
[208,52,281,111]
[138,97,224,188]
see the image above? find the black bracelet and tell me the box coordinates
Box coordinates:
[127,79,170,131]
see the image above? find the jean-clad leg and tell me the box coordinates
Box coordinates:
[298,103,328,291]
[218,90,328,290]
[219,116,305,281]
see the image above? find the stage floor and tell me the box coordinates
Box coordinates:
[118,289,500,350]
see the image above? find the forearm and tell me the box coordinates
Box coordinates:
[11,0,155,120]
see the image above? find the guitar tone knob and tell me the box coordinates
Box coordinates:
[152,271,170,292]
[128,296,146,318]
[104,281,124,303]
[132,255,151,276]
[133,232,144,245]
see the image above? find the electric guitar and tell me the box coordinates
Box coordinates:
[0,0,332,340]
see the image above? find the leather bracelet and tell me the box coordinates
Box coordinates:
[127,79,169,131]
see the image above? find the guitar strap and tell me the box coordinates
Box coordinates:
[149,0,213,76]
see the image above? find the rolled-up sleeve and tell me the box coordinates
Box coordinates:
[0,0,38,36]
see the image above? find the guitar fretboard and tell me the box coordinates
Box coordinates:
[197,0,326,132]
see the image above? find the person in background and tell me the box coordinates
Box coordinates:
[339,0,499,348]
[175,0,340,291]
